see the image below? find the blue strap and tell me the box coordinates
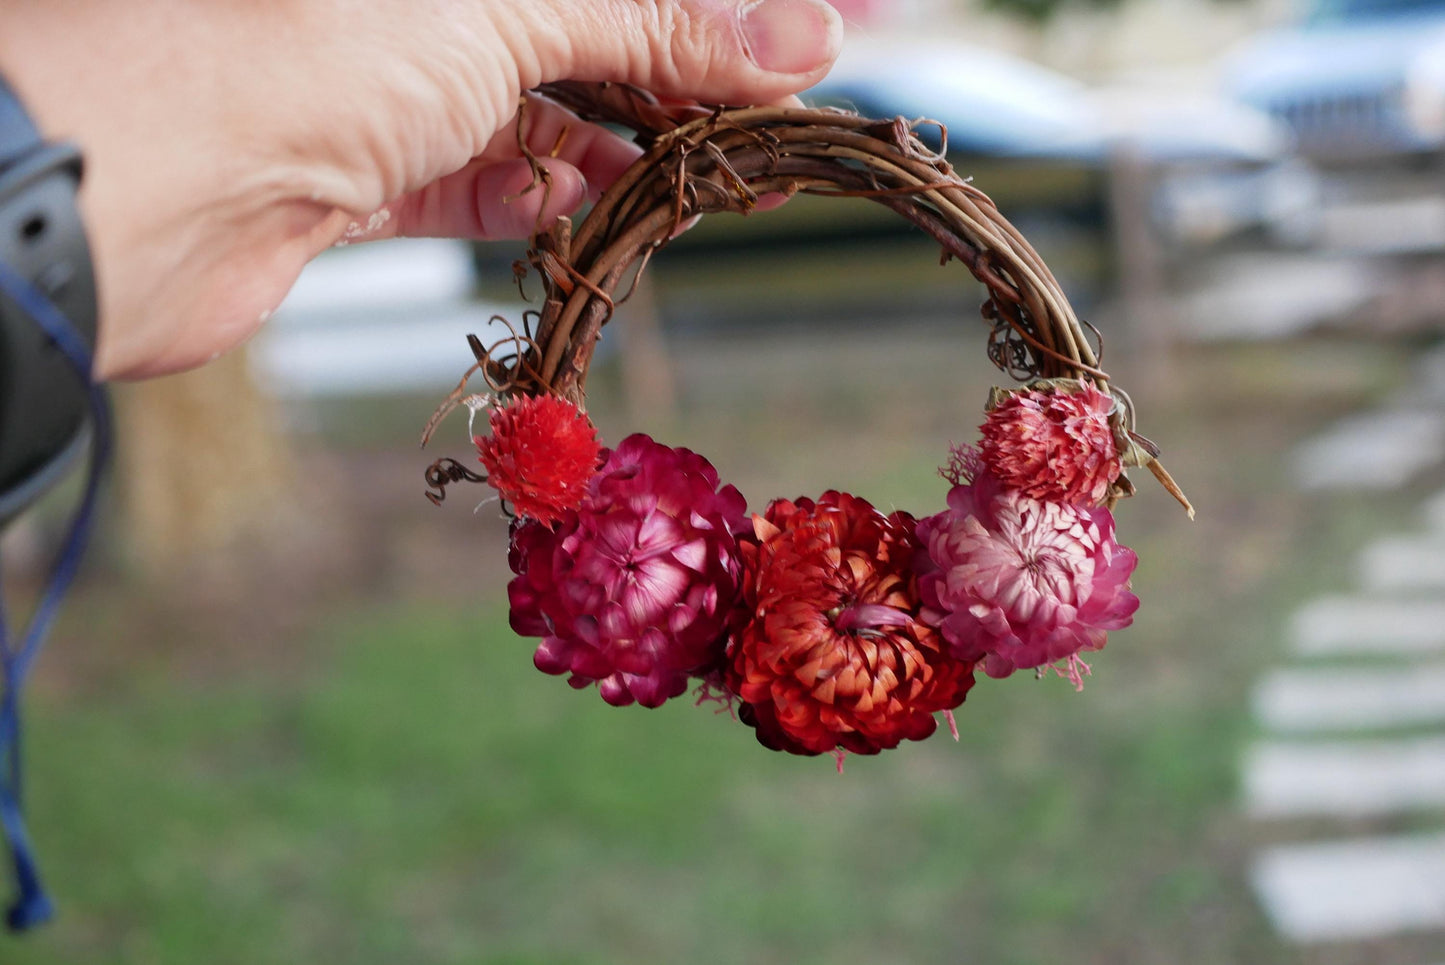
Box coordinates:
[0,258,111,931]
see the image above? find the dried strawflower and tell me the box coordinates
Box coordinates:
[978,380,1121,505]
[477,394,602,526]
[508,434,749,707]
[917,473,1139,687]
[728,491,976,757]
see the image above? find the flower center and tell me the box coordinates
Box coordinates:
[831,601,911,634]
[995,501,1097,606]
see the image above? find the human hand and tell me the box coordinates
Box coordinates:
[0,0,842,379]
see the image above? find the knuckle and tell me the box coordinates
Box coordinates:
[663,1,745,89]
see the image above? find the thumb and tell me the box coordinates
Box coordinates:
[507,0,844,106]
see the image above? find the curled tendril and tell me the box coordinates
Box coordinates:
[986,327,1036,381]
[424,458,487,506]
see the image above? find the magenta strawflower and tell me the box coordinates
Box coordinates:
[508,434,749,707]
[916,472,1139,687]
[978,380,1121,505]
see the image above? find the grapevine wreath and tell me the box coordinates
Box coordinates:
[422,81,1193,768]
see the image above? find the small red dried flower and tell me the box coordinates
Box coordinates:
[728,491,976,757]
[978,380,1121,505]
[477,394,602,526]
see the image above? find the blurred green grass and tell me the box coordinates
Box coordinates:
[17,599,1271,965]
[10,323,1436,964]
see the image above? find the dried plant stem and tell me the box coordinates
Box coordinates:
[1147,461,1195,520]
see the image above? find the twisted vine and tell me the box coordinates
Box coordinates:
[453,81,1189,514]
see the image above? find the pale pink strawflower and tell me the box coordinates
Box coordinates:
[508,434,749,708]
[916,472,1139,685]
[978,381,1121,505]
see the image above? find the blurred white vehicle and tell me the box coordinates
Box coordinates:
[805,38,1105,159]
[806,38,1320,245]
[1404,32,1445,144]
[1224,0,1445,158]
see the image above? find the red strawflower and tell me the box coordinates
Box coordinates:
[509,434,749,708]
[916,472,1139,687]
[728,491,976,757]
[477,394,602,526]
[978,381,1121,505]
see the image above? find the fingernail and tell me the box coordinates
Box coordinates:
[740,0,841,75]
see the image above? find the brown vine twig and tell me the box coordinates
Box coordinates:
[497,82,1189,514]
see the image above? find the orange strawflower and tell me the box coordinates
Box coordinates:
[728,491,976,757]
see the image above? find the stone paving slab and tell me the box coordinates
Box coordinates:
[1253,663,1445,733]
[277,237,476,316]
[1426,489,1445,534]
[1252,832,1445,943]
[1361,536,1445,592]
[1291,597,1445,656]
[1182,253,1381,341]
[1292,409,1445,491]
[1245,737,1445,818]
[250,237,532,397]
[252,302,527,397]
